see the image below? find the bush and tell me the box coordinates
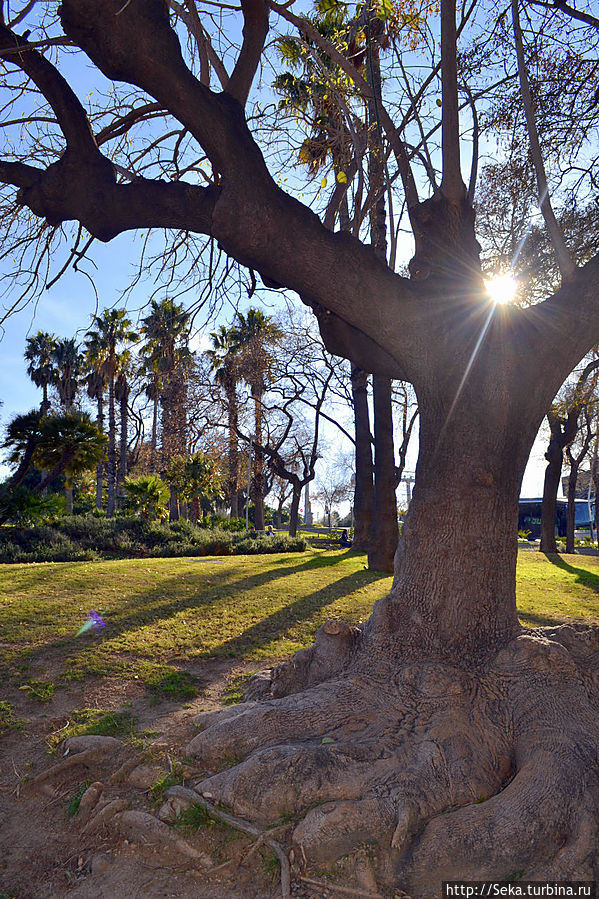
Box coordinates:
[0,515,306,563]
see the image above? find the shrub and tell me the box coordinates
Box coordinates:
[0,515,306,562]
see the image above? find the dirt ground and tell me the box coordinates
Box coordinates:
[0,657,339,899]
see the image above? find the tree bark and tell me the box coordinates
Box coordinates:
[118,376,129,488]
[565,452,579,553]
[169,485,180,522]
[368,375,399,572]
[350,365,373,551]
[288,484,301,537]
[227,383,239,518]
[95,392,104,510]
[251,392,265,530]
[106,375,116,517]
[150,393,158,472]
[540,410,578,553]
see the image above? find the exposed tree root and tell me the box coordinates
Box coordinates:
[187,623,599,897]
[162,785,292,898]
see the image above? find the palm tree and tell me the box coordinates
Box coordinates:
[115,351,132,489]
[1,410,43,490]
[140,298,191,520]
[230,308,282,530]
[52,338,82,412]
[138,352,162,471]
[123,474,168,520]
[32,413,107,515]
[2,411,107,517]
[83,331,109,510]
[85,309,137,516]
[24,331,57,416]
[207,325,241,518]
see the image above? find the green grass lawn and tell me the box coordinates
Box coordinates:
[2,549,599,693]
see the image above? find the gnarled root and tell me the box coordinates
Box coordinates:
[187,624,599,897]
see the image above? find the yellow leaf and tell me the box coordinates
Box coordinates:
[336,171,347,183]
[321,175,328,188]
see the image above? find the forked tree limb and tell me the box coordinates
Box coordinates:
[226,0,269,104]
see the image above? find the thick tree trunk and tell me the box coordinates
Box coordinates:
[288,485,301,537]
[539,435,562,553]
[350,365,373,552]
[368,376,398,573]
[566,456,579,553]
[187,386,599,897]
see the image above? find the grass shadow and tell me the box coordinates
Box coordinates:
[0,551,383,678]
[211,569,388,658]
[542,553,599,593]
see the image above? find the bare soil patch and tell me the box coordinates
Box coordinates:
[0,658,324,899]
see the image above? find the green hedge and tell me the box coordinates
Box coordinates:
[0,516,306,563]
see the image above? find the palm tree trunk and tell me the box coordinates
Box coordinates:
[65,480,74,515]
[228,386,239,518]
[252,392,265,530]
[96,393,104,510]
[169,485,180,522]
[119,378,129,488]
[150,393,159,471]
[107,375,116,516]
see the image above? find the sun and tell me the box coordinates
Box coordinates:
[484,273,518,305]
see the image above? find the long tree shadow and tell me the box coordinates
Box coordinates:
[209,569,388,658]
[542,553,599,593]
[1,551,382,675]
[518,553,599,628]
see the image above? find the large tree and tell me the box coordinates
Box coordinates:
[140,297,191,520]
[2,0,599,892]
[24,330,57,416]
[230,307,282,530]
[85,307,137,516]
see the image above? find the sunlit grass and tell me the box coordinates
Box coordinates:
[2,549,599,691]
[0,550,390,684]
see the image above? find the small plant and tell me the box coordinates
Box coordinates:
[48,708,137,751]
[517,529,531,540]
[260,848,280,876]
[0,701,25,734]
[222,672,254,705]
[149,763,185,804]
[19,679,55,702]
[145,669,198,701]
[176,802,216,829]
[67,782,90,818]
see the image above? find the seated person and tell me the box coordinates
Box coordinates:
[265,525,274,536]
[340,529,352,547]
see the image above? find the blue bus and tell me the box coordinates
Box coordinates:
[518,498,594,540]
